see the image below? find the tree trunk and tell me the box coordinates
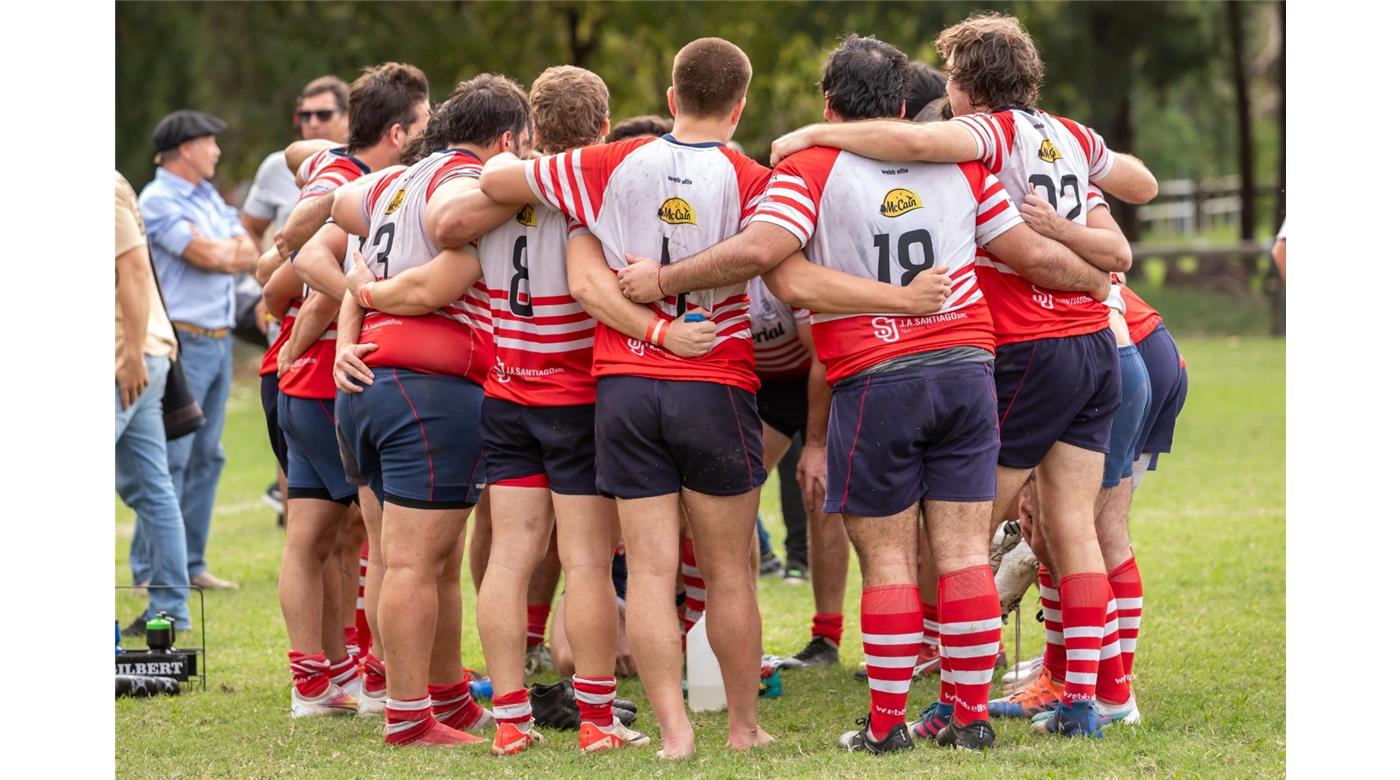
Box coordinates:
[566,4,595,67]
[1225,0,1257,297]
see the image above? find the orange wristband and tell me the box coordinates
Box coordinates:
[647,316,670,346]
[356,283,375,309]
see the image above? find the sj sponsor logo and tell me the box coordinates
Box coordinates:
[879,188,923,218]
[657,197,696,225]
[492,357,510,383]
[872,316,900,343]
[1031,285,1055,310]
[627,338,648,358]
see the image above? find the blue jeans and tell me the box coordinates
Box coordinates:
[130,332,231,581]
[116,355,191,628]
[756,515,774,559]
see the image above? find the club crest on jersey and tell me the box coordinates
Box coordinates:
[880,188,923,218]
[658,197,696,225]
[515,204,537,227]
[384,188,407,215]
[1038,140,1063,164]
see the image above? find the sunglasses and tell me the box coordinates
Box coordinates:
[295,109,340,123]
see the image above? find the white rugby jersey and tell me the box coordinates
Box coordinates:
[753,146,1016,383]
[524,135,771,393]
[297,147,369,202]
[356,149,485,381]
[477,202,596,406]
[953,109,1114,344]
[747,277,810,381]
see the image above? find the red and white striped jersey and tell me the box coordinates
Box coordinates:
[952,109,1114,345]
[356,149,486,380]
[524,135,771,393]
[747,277,810,381]
[259,298,300,377]
[477,203,596,405]
[752,146,1016,384]
[297,147,370,202]
[1119,283,1163,345]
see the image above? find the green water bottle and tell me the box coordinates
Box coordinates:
[146,613,174,653]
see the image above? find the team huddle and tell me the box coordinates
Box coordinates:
[257,11,1186,758]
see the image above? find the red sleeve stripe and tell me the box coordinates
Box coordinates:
[976,199,1009,226]
[561,150,591,226]
[527,159,557,212]
[979,180,1006,206]
[570,148,599,223]
[751,208,812,244]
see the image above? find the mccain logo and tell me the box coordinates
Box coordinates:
[1037,140,1063,164]
[515,204,537,227]
[880,188,923,218]
[657,197,696,225]
[384,188,407,215]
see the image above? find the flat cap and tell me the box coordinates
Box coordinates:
[153,110,228,152]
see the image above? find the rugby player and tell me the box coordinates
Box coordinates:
[480,37,954,757]
[768,13,1159,737]
[256,63,431,722]
[336,65,655,754]
[616,33,1112,753]
[326,75,531,747]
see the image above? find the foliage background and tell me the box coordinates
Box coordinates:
[115,1,1285,225]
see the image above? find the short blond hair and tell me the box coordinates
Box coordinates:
[530,66,610,155]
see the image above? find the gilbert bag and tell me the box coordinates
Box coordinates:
[143,237,205,440]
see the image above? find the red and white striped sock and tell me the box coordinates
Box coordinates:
[921,600,940,654]
[289,650,330,698]
[344,626,361,665]
[429,676,488,729]
[1058,572,1110,703]
[492,688,532,726]
[328,654,358,689]
[812,612,843,646]
[362,651,387,696]
[572,674,616,727]
[861,584,922,741]
[1108,557,1143,678]
[938,565,1001,726]
[1096,596,1131,705]
[525,604,550,648]
[1038,565,1066,685]
[385,695,434,745]
[680,537,706,633]
[354,539,372,655]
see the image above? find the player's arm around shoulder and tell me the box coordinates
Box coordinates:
[984,223,1110,301]
[771,119,977,166]
[330,167,404,237]
[479,151,541,206]
[1091,152,1157,205]
[425,176,518,249]
[762,251,951,316]
[284,139,338,184]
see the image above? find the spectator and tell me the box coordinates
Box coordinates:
[115,171,191,634]
[240,76,350,244]
[136,110,258,591]
[241,75,350,525]
[1272,218,1286,282]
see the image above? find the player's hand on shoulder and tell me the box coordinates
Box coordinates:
[770,125,816,166]
[1020,192,1066,239]
[903,265,953,314]
[334,343,377,393]
[663,309,716,358]
[618,254,664,304]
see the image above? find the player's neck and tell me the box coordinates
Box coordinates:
[444,141,496,162]
[351,142,398,172]
[669,115,734,146]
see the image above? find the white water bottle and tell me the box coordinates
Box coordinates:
[686,612,726,712]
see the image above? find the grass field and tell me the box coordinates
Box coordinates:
[115,336,1285,778]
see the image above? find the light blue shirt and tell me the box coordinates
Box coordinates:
[139,168,246,330]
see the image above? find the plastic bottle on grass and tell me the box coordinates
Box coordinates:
[686,612,725,712]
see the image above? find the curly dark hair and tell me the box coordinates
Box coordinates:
[935,12,1043,110]
[606,114,672,143]
[819,34,910,121]
[401,73,529,165]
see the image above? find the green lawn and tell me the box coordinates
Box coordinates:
[116,336,1285,778]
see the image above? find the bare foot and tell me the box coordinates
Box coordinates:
[728,726,774,751]
[657,724,696,759]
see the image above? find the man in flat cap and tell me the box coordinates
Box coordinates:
[133,109,257,592]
